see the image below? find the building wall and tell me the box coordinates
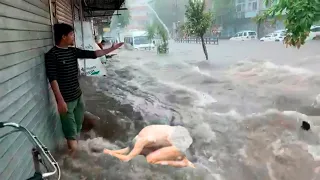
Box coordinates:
[0,0,62,179]
[126,0,151,30]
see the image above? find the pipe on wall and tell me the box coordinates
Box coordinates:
[80,0,86,75]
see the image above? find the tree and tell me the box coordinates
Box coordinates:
[146,23,157,49]
[184,0,213,60]
[257,0,320,48]
[156,23,169,54]
[110,10,131,30]
[145,22,169,54]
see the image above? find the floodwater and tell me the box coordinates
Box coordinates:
[58,40,320,180]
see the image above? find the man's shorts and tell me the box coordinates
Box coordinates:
[60,96,85,140]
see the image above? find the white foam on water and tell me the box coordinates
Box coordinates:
[227,60,317,89]
[192,66,212,77]
[231,60,312,75]
[158,80,217,106]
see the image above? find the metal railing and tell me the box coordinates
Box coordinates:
[175,37,219,45]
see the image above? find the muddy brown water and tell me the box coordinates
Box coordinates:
[55,41,320,180]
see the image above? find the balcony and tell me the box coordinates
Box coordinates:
[236,12,245,18]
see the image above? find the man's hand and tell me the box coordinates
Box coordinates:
[95,42,124,57]
[112,42,124,50]
[57,101,68,114]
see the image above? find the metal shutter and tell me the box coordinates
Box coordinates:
[56,0,73,25]
[74,6,80,20]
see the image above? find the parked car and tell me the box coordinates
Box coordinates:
[260,32,286,42]
[306,25,320,40]
[275,32,286,41]
[273,29,286,34]
[230,31,257,41]
[272,26,320,41]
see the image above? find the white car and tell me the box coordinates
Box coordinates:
[306,25,320,40]
[230,31,257,41]
[260,32,286,42]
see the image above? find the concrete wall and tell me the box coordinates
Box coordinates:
[0,0,63,179]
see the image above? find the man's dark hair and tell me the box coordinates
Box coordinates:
[54,23,74,44]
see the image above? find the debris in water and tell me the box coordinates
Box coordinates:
[301,121,310,131]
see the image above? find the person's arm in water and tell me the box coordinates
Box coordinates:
[45,52,67,114]
[75,42,124,59]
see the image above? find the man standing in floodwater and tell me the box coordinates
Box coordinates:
[45,23,123,157]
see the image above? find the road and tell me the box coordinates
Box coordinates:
[171,40,320,71]
[59,40,320,180]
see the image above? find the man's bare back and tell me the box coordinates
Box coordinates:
[103,125,195,168]
[137,125,174,148]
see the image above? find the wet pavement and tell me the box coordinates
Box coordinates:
[57,40,320,180]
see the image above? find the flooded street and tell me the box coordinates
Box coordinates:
[60,40,320,180]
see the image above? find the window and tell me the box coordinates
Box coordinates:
[236,4,242,12]
[247,0,257,11]
[124,37,133,45]
[252,2,257,10]
[134,36,149,45]
[243,32,247,36]
[311,27,320,32]
[248,32,256,36]
[236,0,246,12]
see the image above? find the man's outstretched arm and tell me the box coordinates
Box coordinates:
[75,42,124,59]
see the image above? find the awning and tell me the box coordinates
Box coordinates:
[82,0,126,18]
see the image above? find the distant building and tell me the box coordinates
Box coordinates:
[233,0,285,37]
[126,0,154,30]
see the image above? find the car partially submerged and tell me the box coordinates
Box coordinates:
[260,32,286,42]
[230,30,257,41]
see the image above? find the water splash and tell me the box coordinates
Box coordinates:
[145,3,171,38]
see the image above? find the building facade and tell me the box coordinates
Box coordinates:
[126,0,153,30]
[232,0,285,37]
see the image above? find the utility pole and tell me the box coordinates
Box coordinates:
[173,0,178,39]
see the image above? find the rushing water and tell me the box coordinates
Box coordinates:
[58,41,320,180]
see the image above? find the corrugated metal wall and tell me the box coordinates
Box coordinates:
[56,0,73,25]
[0,0,63,179]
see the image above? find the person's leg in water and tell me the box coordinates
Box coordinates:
[103,136,138,155]
[146,146,195,168]
[105,147,130,155]
[104,136,151,162]
[60,96,85,158]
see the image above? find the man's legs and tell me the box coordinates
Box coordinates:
[146,146,195,168]
[105,147,130,155]
[60,100,77,157]
[60,96,85,157]
[104,137,150,162]
[154,157,195,168]
[74,96,85,134]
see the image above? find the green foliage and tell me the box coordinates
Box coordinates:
[156,23,169,54]
[110,10,131,30]
[144,22,169,54]
[184,0,214,37]
[146,23,157,42]
[256,0,320,48]
[184,0,213,60]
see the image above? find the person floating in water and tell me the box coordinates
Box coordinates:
[103,125,195,168]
